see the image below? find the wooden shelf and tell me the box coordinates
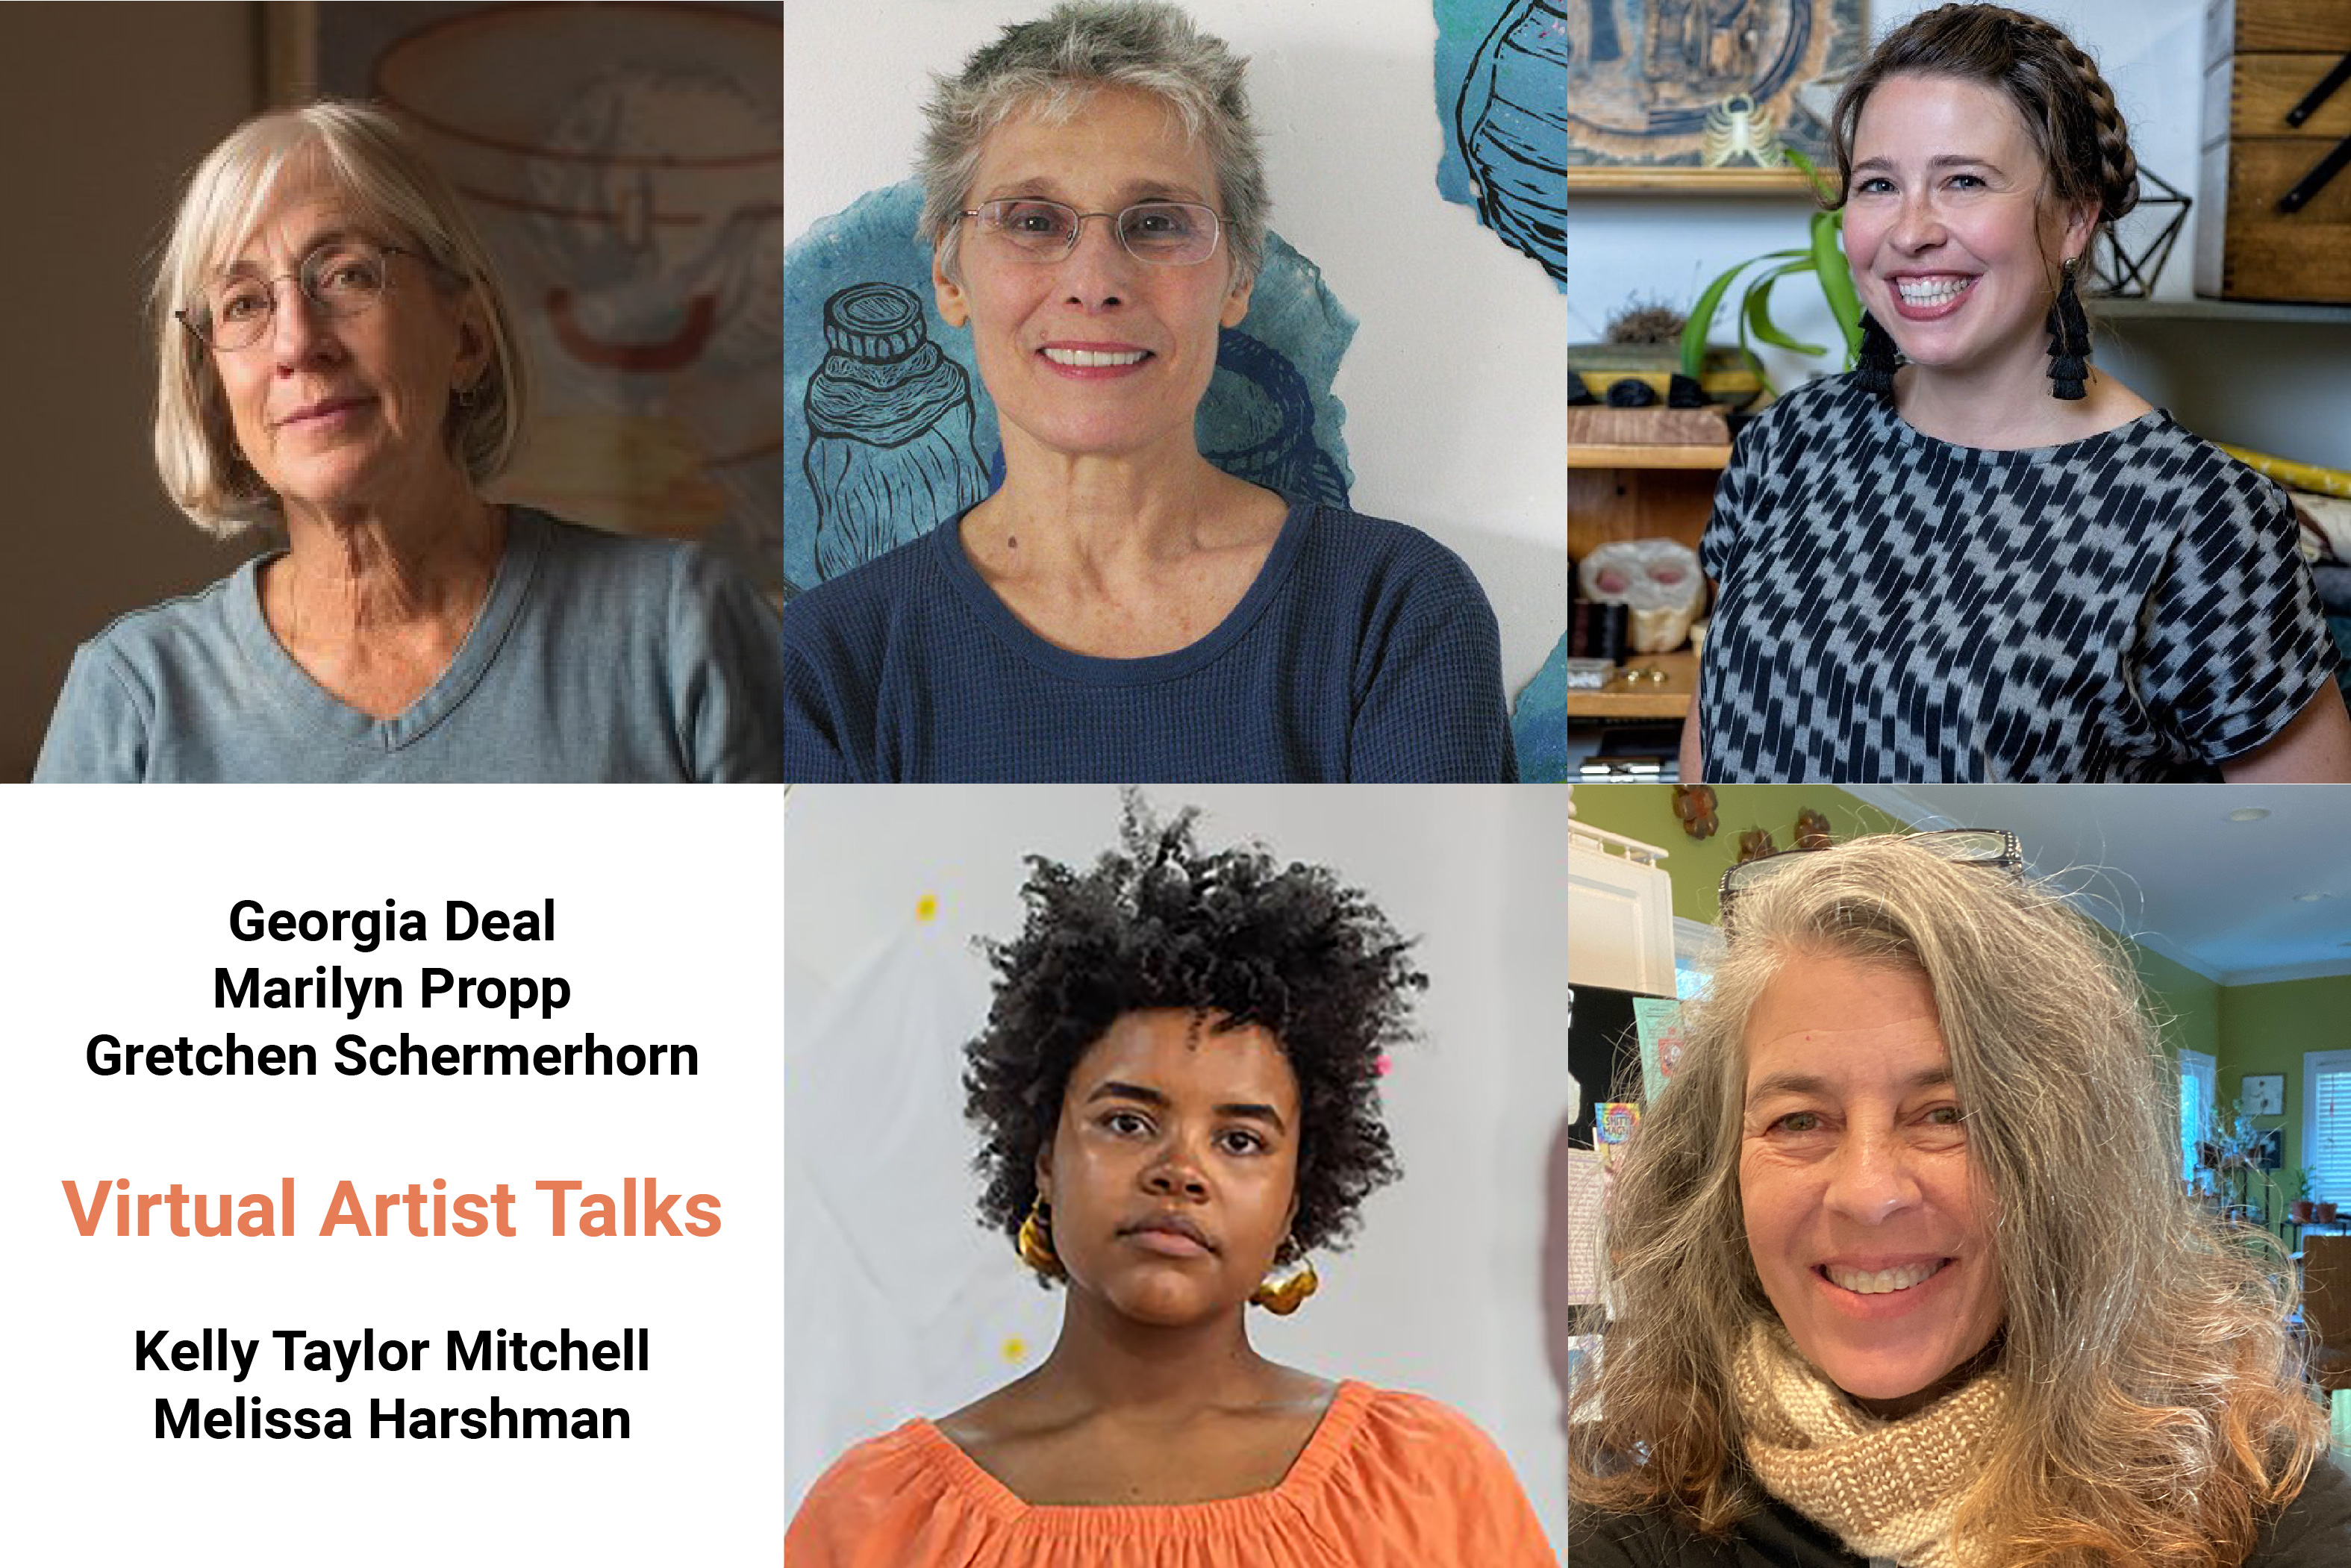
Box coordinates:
[1567,652,1696,721]
[2094,296,2351,325]
[1568,442,1732,470]
[1567,168,1814,195]
[1570,463,1718,563]
[1570,444,1726,698]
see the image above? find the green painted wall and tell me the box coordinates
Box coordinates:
[2135,947,2220,1071]
[1571,786,2350,1200]
[2220,975,2351,1189]
[1572,784,2230,1071]
[1570,785,1911,925]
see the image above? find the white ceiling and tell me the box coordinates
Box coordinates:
[1846,787,2351,987]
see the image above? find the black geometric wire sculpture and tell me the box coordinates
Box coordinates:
[2087,166,2191,299]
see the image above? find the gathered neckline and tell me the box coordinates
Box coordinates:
[903,1378,1370,1532]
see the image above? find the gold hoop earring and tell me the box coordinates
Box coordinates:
[1017,1196,1064,1280]
[1251,1258,1319,1315]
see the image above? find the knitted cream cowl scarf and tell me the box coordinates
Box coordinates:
[1729,1318,2010,1568]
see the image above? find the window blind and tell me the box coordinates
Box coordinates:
[2306,1052,2351,1208]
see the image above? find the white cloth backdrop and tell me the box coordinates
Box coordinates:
[784,920,1064,1504]
[783,784,1571,1553]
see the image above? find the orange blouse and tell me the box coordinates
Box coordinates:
[785,1381,1557,1567]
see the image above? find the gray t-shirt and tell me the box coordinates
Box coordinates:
[33,508,787,782]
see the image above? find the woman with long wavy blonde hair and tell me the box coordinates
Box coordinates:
[1568,834,2351,1566]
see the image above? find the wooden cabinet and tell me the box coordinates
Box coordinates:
[1567,441,1729,724]
[2195,0,2351,303]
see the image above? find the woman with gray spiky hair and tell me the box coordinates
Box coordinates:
[778,1,1514,783]
[34,101,787,782]
[1570,831,2351,1565]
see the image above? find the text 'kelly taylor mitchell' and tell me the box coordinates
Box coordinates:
[137,1326,652,1384]
[63,1178,721,1237]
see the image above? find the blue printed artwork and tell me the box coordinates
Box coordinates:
[783,179,1357,597]
[1512,631,1572,782]
[802,281,991,583]
[1436,0,1567,290]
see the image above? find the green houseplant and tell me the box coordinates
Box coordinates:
[2289,1166,2318,1225]
[1678,151,1864,396]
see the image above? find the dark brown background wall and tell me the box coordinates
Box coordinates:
[0,3,262,780]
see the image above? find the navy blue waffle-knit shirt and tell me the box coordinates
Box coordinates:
[777,502,1517,782]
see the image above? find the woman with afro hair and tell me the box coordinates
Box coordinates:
[786,797,1553,1566]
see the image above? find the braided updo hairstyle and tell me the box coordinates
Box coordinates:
[964,793,1424,1279]
[1825,4,2138,231]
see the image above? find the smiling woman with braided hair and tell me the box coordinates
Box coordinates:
[785,797,1552,1567]
[1682,4,2350,784]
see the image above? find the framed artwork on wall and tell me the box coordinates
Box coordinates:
[1563,0,1867,191]
[2244,1073,2285,1116]
[264,1,784,590]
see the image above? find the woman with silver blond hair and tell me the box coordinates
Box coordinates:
[1570,833,2351,1565]
[34,101,785,781]
[778,1,1514,783]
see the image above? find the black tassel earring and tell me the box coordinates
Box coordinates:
[1853,311,1899,399]
[2047,258,2091,401]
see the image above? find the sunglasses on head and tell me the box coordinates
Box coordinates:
[1717,828,2023,928]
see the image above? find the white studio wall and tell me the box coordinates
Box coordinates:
[783,0,1570,702]
[783,783,1573,1549]
[1567,0,2351,469]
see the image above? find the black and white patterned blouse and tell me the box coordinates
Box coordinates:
[1698,374,2338,781]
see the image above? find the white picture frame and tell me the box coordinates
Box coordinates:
[2244,1072,2285,1117]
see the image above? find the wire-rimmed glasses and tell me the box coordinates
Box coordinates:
[175,240,428,351]
[960,199,1226,266]
[1717,828,2024,928]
